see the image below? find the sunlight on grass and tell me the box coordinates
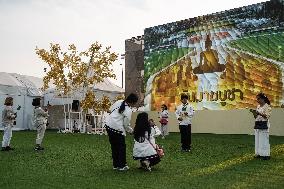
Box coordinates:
[189,144,284,177]
[189,154,253,176]
[230,156,284,189]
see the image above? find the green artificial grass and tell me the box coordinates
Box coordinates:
[144,47,190,84]
[229,32,284,62]
[0,131,284,189]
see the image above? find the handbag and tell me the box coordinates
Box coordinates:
[254,121,268,129]
[156,145,164,158]
[147,138,164,158]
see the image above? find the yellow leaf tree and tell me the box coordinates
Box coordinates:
[113,94,125,102]
[36,42,118,111]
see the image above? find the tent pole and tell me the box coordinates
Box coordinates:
[23,93,26,130]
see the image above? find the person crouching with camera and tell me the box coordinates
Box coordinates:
[32,98,49,151]
[249,93,271,160]
[1,97,17,151]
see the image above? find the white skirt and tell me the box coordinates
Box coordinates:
[133,139,158,160]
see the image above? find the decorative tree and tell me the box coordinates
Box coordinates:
[113,94,125,102]
[35,42,118,111]
[101,95,111,112]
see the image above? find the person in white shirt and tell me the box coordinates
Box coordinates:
[159,104,169,139]
[1,97,17,151]
[32,98,49,151]
[133,113,161,171]
[249,93,272,160]
[105,93,138,171]
[175,94,195,152]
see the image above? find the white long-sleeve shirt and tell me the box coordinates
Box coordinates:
[34,107,49,126]
[255,103,271,128]
[159,110,169,119]
[150,126,161,144]
[2,106,16,126]
[105,100,133,136]
[175,103,195,125]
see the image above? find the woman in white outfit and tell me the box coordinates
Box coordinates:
[250,93,271,160]
[105,93,138,171]
[133,112,161,171]
[32,98,49,151]
[1,97,17,151]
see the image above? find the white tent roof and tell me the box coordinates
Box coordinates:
[0,72,43,96]
[43,78,124,105]
[0,72,23,87]
[94,78,124,93]
[0,72,124,97]
[45,78,124,94]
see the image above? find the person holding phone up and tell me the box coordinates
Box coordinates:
[1,97,17,151]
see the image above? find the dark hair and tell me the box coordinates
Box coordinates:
[133,112,151,142]
[32,98,41,106]
[257,93,270,105]
[118,93,138,113]
[4,97,13,106]
[180,93,189,100]
[161,104,168,110]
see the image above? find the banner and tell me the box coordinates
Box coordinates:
[144,0,284,111]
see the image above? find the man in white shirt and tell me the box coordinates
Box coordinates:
[175,94,195,152]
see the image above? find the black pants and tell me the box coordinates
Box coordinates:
[179,124,191,150]
[107,129,127,168]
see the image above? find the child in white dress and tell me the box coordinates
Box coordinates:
[133,112,161,171]
[159,104,169,139]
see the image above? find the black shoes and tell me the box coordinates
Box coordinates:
[261,156,270,160]
[254,155,270,160]
[181,148,191,152]
[1,146,14,151]
[34,146,44,151]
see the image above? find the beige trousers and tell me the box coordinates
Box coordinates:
[2,124,13,147]
[36,124,46,145]
[160,124,169,136]
[255,129,270,157]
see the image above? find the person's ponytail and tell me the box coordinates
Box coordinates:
[119,100,126,114]
[118,93,138,114]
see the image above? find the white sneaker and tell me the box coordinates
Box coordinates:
[118,165,129,171]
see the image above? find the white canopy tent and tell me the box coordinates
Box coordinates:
[0,72,43,130]
[43,78,124,133]
[44,78,124,106]
[0,72,124,131]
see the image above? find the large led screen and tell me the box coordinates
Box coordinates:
[144,0,284,111]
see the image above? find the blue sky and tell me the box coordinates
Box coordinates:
[0,0,264,87]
